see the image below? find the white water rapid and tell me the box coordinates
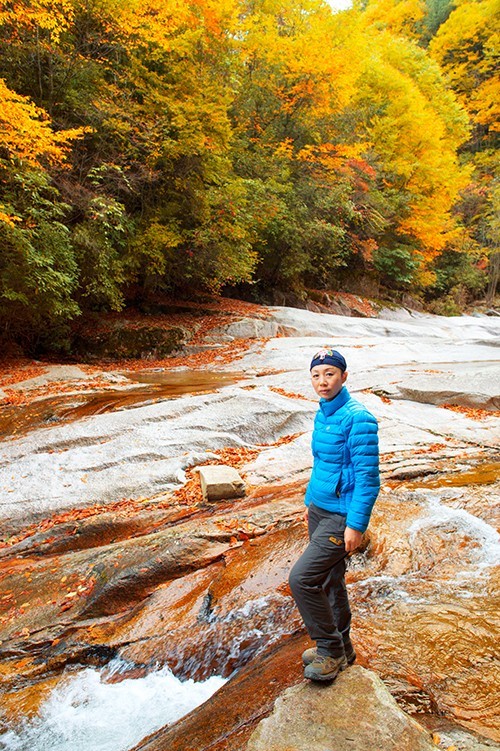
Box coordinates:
[0,662,226,751]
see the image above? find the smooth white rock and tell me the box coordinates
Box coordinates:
[0,308,498,526]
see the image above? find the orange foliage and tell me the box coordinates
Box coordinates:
[429,0,499,133]
[0,0,74,37]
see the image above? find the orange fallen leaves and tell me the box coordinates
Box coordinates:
[1,389,28,406]
[254,368,285,377]
[411,444,448,456]
[362,388,392,403]
[213,446,260,468]
[0,298,271,404]
[0,360,48,388]
[170,474,203,506]
[1,436,294,552]
[442,404,500,421]
[428,443,447,452]
[118,337,262,374]
[268,387,311,401]
[0,498,154,550]
[258,432,303,449]
[170,445,261,506]
[333,292,378,317]
[59,576,96,612]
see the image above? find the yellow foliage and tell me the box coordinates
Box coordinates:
[0,0,74,41]
[357,30,470,253]
[429,0,500,131]
[0,78,88,167]
[295,143,368,175]
[363,0,426,39]
[239,0,364,126]
[0,207,21,226]
[115,0,240,55]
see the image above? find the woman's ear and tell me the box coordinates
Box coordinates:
[342,370,348,383]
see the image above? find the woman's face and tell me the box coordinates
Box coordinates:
[310,364,347,400]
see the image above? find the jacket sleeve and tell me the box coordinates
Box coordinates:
[304,410,319,507]
[345,410,380,533]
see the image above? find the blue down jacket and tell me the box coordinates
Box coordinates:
[305,386,380,533]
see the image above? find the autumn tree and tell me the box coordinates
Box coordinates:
[428,0,499,303]
[0,0,494,352]
[0,77,85,349]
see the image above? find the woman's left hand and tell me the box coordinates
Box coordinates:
[345,527,363,553]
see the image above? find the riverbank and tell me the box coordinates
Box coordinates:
[0,302,499,750]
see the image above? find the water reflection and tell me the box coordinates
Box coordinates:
[0,371,242,440]
[406,462,500,489]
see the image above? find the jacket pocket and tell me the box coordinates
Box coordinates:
[335,475,342,498]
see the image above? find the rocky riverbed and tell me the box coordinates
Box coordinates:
[0,303,499,751]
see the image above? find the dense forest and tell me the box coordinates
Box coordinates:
[0,0,498,353]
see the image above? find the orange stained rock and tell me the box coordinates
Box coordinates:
[116,525,306,680]
[0,673,63,723]
[101,564,223,659]
[0,372,244,440]
[0,502,190,552]
[130,633,311,751]
[408,462,500,491]
[1,470,498,743]
[209,524,306,606]
[353,587,500,742]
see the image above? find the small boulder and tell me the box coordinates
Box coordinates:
[198,465,246,501]
[388,464,438,480]
[246,666,437,751]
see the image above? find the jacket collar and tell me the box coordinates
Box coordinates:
[319,386,350,417]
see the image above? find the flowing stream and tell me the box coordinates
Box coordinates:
[0,662,226,751]
[1,310,499,750]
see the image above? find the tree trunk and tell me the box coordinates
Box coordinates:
[486,251,500,303]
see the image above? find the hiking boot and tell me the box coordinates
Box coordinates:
[344,643,357,665]
[303,653,348,682]
[302,644,356,666]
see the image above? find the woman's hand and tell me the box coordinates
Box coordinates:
[345,527,363,553]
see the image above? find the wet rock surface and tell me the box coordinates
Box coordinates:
[131,635,311,751]
[0,304,499,750]
[72,324,187,361]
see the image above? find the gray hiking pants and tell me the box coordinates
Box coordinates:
[289,502,352,658]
